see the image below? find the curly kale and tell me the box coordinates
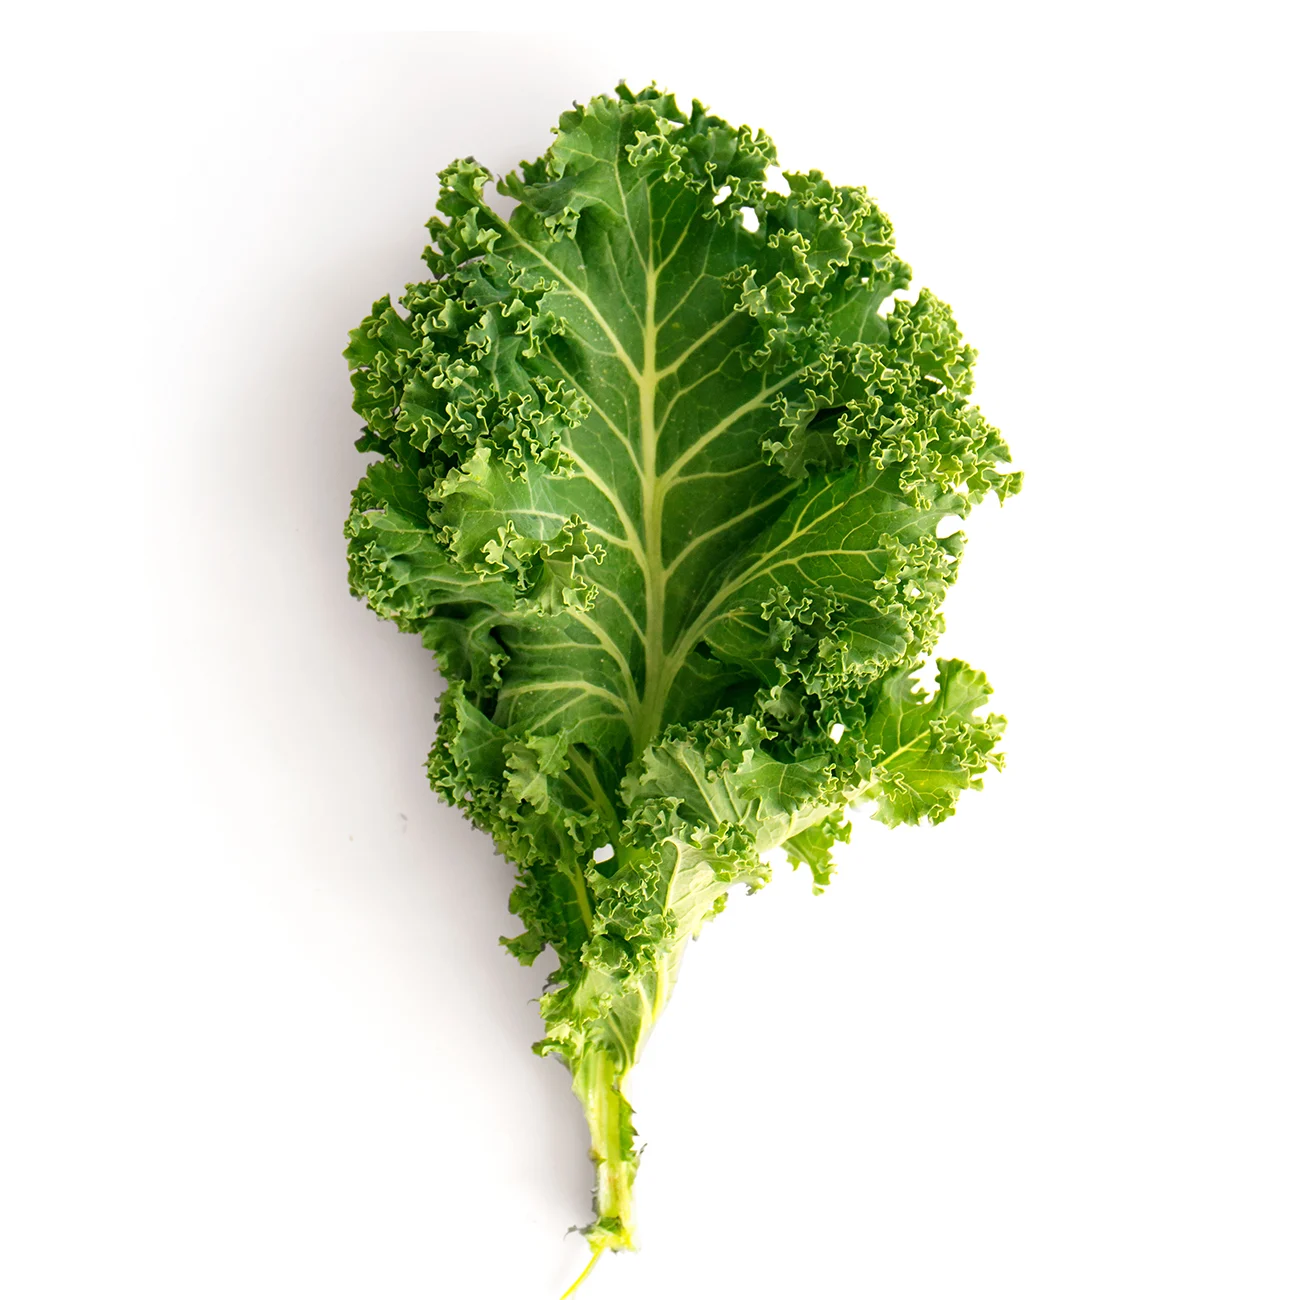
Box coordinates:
[343,83,1019,1277]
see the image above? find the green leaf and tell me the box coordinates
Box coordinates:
[863,659,1007,827]
[344,82,1018,1258]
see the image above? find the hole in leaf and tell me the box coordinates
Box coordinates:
[713,184,732,205]
[877,287,920,317]
[829,722,846,743]
[739,206,759,232]
[592,843,614,864]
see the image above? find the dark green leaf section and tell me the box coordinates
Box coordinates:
[343,83,1018,1249]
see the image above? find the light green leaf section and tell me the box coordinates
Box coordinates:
[343,83,1019,1260]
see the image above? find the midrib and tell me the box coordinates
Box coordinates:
[635,246,665,753]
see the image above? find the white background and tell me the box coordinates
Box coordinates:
[6,12,1298,1298]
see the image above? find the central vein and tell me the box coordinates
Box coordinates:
[636,235,664,755]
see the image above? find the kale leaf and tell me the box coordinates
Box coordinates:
[344,83,1019,1271]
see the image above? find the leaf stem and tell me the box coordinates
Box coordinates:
[573,1047,639,1253]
